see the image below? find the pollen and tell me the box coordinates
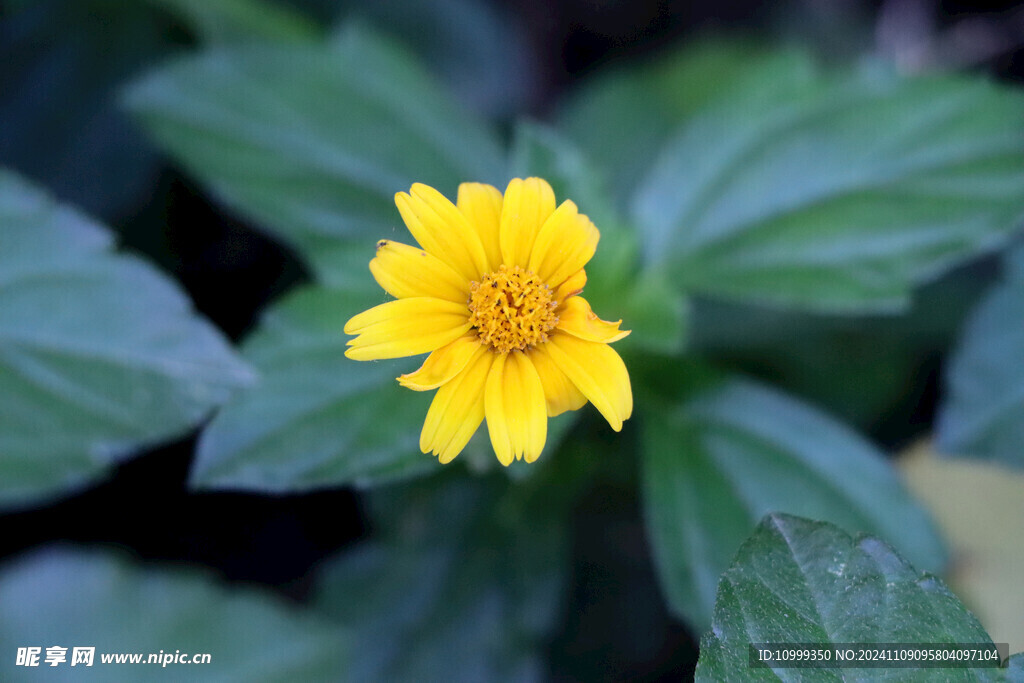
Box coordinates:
[468,265,559,353]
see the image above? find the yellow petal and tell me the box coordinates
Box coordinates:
[553,268,587,305]
[344,297,471,360]
[499,177,556,269]
[528,201,599,289]
[542,332,632,431]
[457,182,503,272]
[395,183,490,281]
[484,351,548,465]
[528,344,587,417]
[420,350,494,463]
[398,335,486,391]
[556,296,630,343]
[369,239,469,302]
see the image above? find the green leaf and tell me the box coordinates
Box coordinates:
[0,171,252,508]
[937,273,1024,468]
[688,268,989,430]
[0,1,172,219]
[1002,242,1024,279]
[559,41,817,210]
[0,547,348,681]
[612,270,689,356]
[632,66,1024,313]
[192,286,434,492]
[695,514,1019,682]
[123,25,505,287]
[509,122,688,354]
[312,472,568,682]
[509,120,619,230]
[146,0,321,43]
[642,377,945,631]
[336,0,536,117]
[1006,656,1024,681]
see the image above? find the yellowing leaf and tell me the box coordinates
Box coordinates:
[901,441,1024,653]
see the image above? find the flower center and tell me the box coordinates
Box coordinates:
[468,265,559,353]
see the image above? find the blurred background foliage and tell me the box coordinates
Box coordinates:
[2,0,1024,680]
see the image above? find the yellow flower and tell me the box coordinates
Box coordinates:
[344,178,632,466]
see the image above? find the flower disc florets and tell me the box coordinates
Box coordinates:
[468,265,559,353]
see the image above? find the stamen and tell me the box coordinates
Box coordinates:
[467,265,559,353]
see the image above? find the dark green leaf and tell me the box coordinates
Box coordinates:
[509,120,619,230]
[0,547,347,681]
[1007,656,1024,681]
[642,378,945,631]
[0,171,252,507]
[1002,242,1024,280]
[559,41,817,210]
[192,286,433,491]
[336,0,536,117]
[123,26,505,287]
[687,267,989,430]
[146,0,321,43]
[313,472,568,682]
[0,1,172,219]
[937,273,1024,468]
[696,514,1018,682]
[690,262,987,354]
[632,67,1024,312]
[611,270,689,356]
